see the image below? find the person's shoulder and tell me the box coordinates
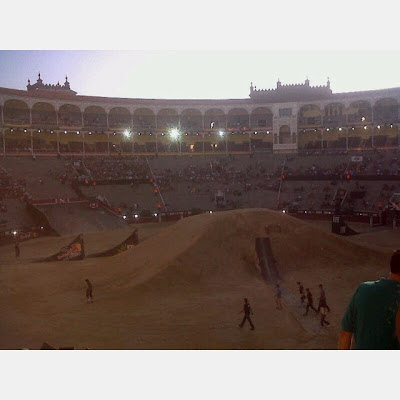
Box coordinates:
[357,278,397,293]
[358,279,382,288]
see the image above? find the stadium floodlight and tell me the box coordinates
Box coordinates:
[169,128,180,140]
[218,130,225,137]
[390,124,393,128]
[12,230,17,235]
[377,125,381,129]
[134,214,139,219]
[77,131,80,135]
[363,126,367,130]
[123,129,131,138]
[38,129,41,133]
[338,127,342,131]
[154,213,158,217]
[326,128,330,132]
[209,210,213,214]
[123,215,127,220]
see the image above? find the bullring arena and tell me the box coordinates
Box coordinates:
[1,75,400,349]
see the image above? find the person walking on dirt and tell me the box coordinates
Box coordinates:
[14,241,20,258]
[297,281,306,306]
[275,284,283,310]
[317,284,331,313]
[304,288,318,316]
[320,305,330,328]
[238,298,255,330]
[85,279,93,303]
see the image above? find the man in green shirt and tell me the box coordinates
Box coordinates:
[338,250,400,350]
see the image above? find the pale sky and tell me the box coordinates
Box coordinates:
[0,51,399,99]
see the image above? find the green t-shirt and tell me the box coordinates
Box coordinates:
[341,278,400,350]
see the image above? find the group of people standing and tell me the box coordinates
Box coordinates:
[297,281,331,327]
[238,282,331,331]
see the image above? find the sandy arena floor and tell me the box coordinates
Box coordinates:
[0,210,392,349]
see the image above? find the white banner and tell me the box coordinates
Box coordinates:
[351,156,363,162]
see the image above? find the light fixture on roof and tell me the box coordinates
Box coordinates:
[377,125,381,129]
[77,131,80,135]
[361,116,366,121]
[24,129,27,133]
[218,130,225,137]
[64,130,67,134]
[326,128,330,132]
[363,126,367,130]
[38,129,41,133]
[390,124,393,128]
[123,129,131,138]
[89,131,92,135]
[338,127,342,131]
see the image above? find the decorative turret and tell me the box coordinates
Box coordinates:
[26,73,76,95]
[250,77,333,103]
[64,75,71,90]
[327,77,330,89]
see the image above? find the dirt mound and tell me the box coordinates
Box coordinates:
[0,209,389,349]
